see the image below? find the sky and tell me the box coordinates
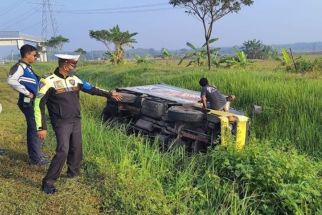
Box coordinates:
[0,0,322,57]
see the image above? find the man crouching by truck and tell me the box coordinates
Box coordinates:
[199,77,235,111]
[34,54,122,194]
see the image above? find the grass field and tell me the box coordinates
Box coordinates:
[0,60,321,214]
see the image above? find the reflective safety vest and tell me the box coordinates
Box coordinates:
[34,68,112,130]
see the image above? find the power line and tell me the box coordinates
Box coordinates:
[0,0,25,17]
[0,8,39,30]
[47,0,58,36]
[41,0,47,38]
[42,0,58,39]
[55,2,168,13]
[57,7,177,15]
[20,20,42,33]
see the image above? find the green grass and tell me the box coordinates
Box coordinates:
[0,60,322,214]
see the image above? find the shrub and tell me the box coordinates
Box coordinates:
[242,39,277,59]
[281,49,315,73]
[204,142,322,214]
[313,57,322,71]
[294,58,314,73]
[135,55,148,64]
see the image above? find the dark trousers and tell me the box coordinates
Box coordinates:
[43,119,82,185]
[18,103,42,163]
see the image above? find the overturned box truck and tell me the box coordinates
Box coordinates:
[102,84,259,152]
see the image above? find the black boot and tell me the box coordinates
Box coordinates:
[41,181,57,194]
[29,159,50,166]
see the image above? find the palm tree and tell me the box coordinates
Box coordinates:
[74,48,87,60]
[44,35,69,51]
[89,25,137,64]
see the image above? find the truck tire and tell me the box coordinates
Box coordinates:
[102,102,118,122]
[141,99,165,119]
[191,141,207,153]
[119,92,138,103]
[168,106,205,123]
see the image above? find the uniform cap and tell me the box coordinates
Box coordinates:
[55,54,80,64]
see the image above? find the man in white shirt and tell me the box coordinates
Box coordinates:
[7,44,48,165]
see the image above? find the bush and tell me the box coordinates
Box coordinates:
[242,39,277,59]
[313,57,322,71]
[204,142,322,214]
[294,58,314,73]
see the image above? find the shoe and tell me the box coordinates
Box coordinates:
[29,159,50,165]
[0,149,6,156]
[66,173,80,179]
[41,181,57,194]
[41,154,49,159]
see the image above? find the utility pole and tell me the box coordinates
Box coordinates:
[42,0,58,39]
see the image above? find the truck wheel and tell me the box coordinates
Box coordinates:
[168,106,205,123]
[102,102,118,122]
[119,92,138,103]
[158,134,171,151]
[191,141,206,153]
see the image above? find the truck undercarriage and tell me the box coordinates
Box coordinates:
[102,84,250,152]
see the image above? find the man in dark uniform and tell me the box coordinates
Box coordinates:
[7,44,48,165]
[34,54,122,194]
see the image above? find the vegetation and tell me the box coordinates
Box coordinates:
[135,55,149,64]
[216,49,248,67]
[161,48,171,59]
[89,25,138,64]
[1,60,321,214]
[280,48,322,73]
[241,39,278,59]
[169,0,255,69]
[179,39,219,66]
[74,48,87,56]
[43,35,69,51]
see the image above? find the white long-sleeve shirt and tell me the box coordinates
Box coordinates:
[7,62,32,96]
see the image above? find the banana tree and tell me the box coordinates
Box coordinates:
[214,49,248,68]
[235,50,248,66]
[161,48,171,59]
[179,38,220,67]
[281,48,302,72]
[90,25,137,64]
[281,48,291,66]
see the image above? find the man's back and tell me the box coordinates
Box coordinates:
[201,85,227,110]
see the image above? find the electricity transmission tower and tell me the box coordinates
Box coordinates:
[41,0,58,39]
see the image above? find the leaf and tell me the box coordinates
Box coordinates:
[186,60,194,67]
[186,42,197,51]
[281,48,292,65]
